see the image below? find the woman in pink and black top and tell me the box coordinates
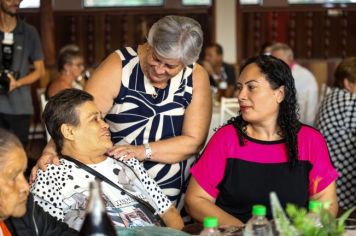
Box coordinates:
[185,55,339,226]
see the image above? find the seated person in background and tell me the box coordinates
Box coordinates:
[270,42,319,126]
[30,89,183,231]
[0,128,77,236]
[185,55,338,226]
[46,44,86,98]
[202,43,236,98]
[315,57,356,210]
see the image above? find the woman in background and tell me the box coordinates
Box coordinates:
[46,44,86,98]
[315,57,356,210]
[185,55,338,226]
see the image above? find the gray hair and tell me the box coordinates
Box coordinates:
[270,42,294,60]
[147,15,203,65]
[0,128,23,169]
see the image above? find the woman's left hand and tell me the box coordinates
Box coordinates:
[108,144,146,161]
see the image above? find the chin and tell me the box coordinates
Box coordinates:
[12,206,27,218]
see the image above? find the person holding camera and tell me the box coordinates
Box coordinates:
[0,0,45,147]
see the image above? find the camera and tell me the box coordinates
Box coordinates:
[0,32,16,94]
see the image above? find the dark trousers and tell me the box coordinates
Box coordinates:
[0,113,31,147]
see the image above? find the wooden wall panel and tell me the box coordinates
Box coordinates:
[238,6,356,61]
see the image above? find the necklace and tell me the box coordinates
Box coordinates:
[152,87,160,99]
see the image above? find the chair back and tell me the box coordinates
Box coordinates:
[37,88,50,142]
[220,97,239,125]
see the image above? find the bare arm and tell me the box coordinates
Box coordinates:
[85,52,122,116]
[160,206,184,230]
[310,181,338,216]
[9,60,45,92]
[110,64,212,163]
[185,177,244,227]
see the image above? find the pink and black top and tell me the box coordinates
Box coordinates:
[191,124,338,223]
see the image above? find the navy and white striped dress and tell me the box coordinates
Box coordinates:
[105,46,195,207]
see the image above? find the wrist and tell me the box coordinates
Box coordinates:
[144,143,152,161]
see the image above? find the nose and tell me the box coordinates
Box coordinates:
[154,63,166,75]
[19,174,30,196]
[99,118,109,129]
[237,87,247,101]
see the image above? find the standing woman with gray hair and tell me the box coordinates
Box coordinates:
[35,15,212,210]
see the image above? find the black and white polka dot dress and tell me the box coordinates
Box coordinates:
[30,157,171,230]
[315,87,356,209]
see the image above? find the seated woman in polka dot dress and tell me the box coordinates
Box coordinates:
[30,89,183,231]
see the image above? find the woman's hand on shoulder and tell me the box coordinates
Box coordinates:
[108,144,146,162]
[30,140,60,183]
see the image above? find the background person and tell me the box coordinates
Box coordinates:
[270,42,318,126]
[0,128,77,236]
[46,44,86,98]
[31,89,183,230]
[202,43,236,99]
[315,57,356,210]
[185,55,338,226]
[34,15,212,212]
[0,0,45,147]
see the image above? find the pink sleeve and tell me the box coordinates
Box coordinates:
[308,132,339,195]
[191,127,231,199]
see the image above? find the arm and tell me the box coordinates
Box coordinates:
[110,64,212,163]
[161,206,184,230]
[85,52,122,116]
[9,60,45,92]
[185,177,244,227]
[310,181,338,217]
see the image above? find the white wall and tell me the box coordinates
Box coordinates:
[215,0,237,64]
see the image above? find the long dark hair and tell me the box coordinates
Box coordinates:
[228,55,301,167]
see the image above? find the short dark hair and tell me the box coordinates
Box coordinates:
[43,89,93,152]
[57,44,82,71]
[333,57,356,89]
[207,43,223,56]
[0,128,23,169]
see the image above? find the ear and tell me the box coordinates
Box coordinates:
[275,85,285,104]
[60,124,75,141]
[343,78,353,93]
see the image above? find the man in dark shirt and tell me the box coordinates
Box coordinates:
[202,43,236,98]
[0,0,45,147]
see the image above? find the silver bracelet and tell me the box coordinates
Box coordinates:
[144,143,152,161]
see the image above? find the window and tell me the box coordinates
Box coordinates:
[240,0,356,4]
[83,0,164,7]
[20,0,40,8]
[182,0,212,5]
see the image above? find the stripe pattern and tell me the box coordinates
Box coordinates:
[106,46,194,205]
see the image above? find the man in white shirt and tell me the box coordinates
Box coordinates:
[270,43,319,126]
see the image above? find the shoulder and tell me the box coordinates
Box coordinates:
[298,125,325,143]
[114,46,138,61]
[192,63,209,82]
[293,64,316,79]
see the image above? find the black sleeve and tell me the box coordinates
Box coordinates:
[33,198,78,236]
[224,63,237,86]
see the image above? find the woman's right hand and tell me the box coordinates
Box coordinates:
[30,139,60,183]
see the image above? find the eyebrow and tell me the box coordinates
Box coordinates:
[237,79,259,85]
[86,111,101,119]
[152,51,181,67]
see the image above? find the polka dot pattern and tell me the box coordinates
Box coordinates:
[316,88,356,208]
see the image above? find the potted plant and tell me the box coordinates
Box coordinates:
[270,192,355,236]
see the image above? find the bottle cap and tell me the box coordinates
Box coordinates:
[309,200,323,212]
[252,205,267,216]
[203,216,218,228]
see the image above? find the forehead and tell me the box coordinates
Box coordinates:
[205,47,218,55]
[76,101,99,119]
[1,147,27,173]
[238,63,266,82]
[151,48,182,65]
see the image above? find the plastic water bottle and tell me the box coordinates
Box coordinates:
[199,216,221,236]
[243,205,272,236]
[306,200,323,228]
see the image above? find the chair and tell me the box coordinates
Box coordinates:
[37,88,50,142]
[220,97,239,125]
